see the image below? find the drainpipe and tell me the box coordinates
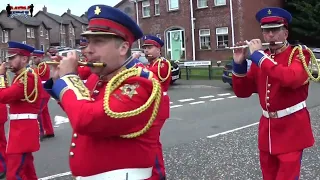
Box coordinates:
[229,0,235,48]
[189,0,195,61]
[135,1,141,49]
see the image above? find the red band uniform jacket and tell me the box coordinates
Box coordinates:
[44,67,165,177]
[147,58,171,120]
[36,62,51,99]
[0,68,42,154]
[232,45,315,154]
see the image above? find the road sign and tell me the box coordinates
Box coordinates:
[183,61,211,66]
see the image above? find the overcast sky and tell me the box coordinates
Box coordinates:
[1,0,122,16]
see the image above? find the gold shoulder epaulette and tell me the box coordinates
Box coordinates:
[38,62,47,76]
[156,58,171,82]
[13,67,39,103]
[103,67,162,138]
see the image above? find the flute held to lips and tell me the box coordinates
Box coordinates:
[45,61,107,67]
[4,61,107,70]
[226,41,284,50]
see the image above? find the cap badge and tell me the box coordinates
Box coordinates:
[94,6,101,15]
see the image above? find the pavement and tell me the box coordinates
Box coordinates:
[5,79,320,180]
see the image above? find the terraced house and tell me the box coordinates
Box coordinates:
[61,9,88,44]
[0,10,51,56]
[130,0,283,61]
[35,6,76,47]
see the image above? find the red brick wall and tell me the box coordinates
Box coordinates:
[137,0,283,61]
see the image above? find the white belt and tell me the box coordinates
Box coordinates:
[163,91,168,96]
[42,80,87,84]
[262,101,306,119]
[75,167,152,180]
[9,113,38,120]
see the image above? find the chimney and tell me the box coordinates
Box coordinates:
[67,9,71,14]
[43,6,47,13]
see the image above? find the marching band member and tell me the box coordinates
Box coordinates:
[0,79,8,179]
[0,41,42,180]
[142,35,171,179]
[78,39,92,80]
[33,50,55,140]
[232,7,314,180]
[43,5,165,179]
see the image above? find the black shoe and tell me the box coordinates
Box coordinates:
[40,135,44,142]
[45,134,55,138]
[0,172,6,179]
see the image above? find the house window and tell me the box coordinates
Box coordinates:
[4,31,8,42]
[154,0,160,15]
[82,25,86,32]
[46,30,49,39]
[27,28,31,38]
[60,25,65,34]
[216,27,228,48]
[70,27,74,35]
[199,29,211,49]
[214,0,226,6]
[69,39,73,48]
[31,28,34,38]
[197,0,208,8]
[142,0,150,17]
[168,0,179,10]
[40,26,43,36]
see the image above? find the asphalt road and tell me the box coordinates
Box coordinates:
[6,79,320,180]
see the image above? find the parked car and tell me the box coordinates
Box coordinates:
[311,48,320,77]
[131,49,181,84]
[222,60,252,86]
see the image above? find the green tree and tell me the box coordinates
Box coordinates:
[284,0,320,45]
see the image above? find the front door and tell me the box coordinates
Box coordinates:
[170,30,182,60]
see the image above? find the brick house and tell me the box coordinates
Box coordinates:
[0,18,13,59]
[0,10,51,52]
[61,9,88,45]
[34,6,76,48]
[135,0,283,61]
[114,0,140,48]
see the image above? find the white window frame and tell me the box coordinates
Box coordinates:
[40,26,43,36]
[142,0,151,17]
[216,27,228,48]
[214,0,226,6]
[46,30,49,39]
[154,0,160,15]
[82,25,86,32]
[197,0,208,8]
[31,28,34,38]
[168,0,179,11]
[4,31,8,42]
[27,28,31,38]
[199,29,211,50]
[60,25,65,34]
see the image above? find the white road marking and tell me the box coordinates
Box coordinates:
[217,93,231,96]
[189,101,205,105]
[54,116,69,126]
[178,98,194,102]
[206,122,259,138]
[170,105,183,109]
[199,95,215,99]
[39,121,260,180]
[170,102,173,104]
[209,98,224,101]
[227,96,237,98]
[38,171,72,180]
